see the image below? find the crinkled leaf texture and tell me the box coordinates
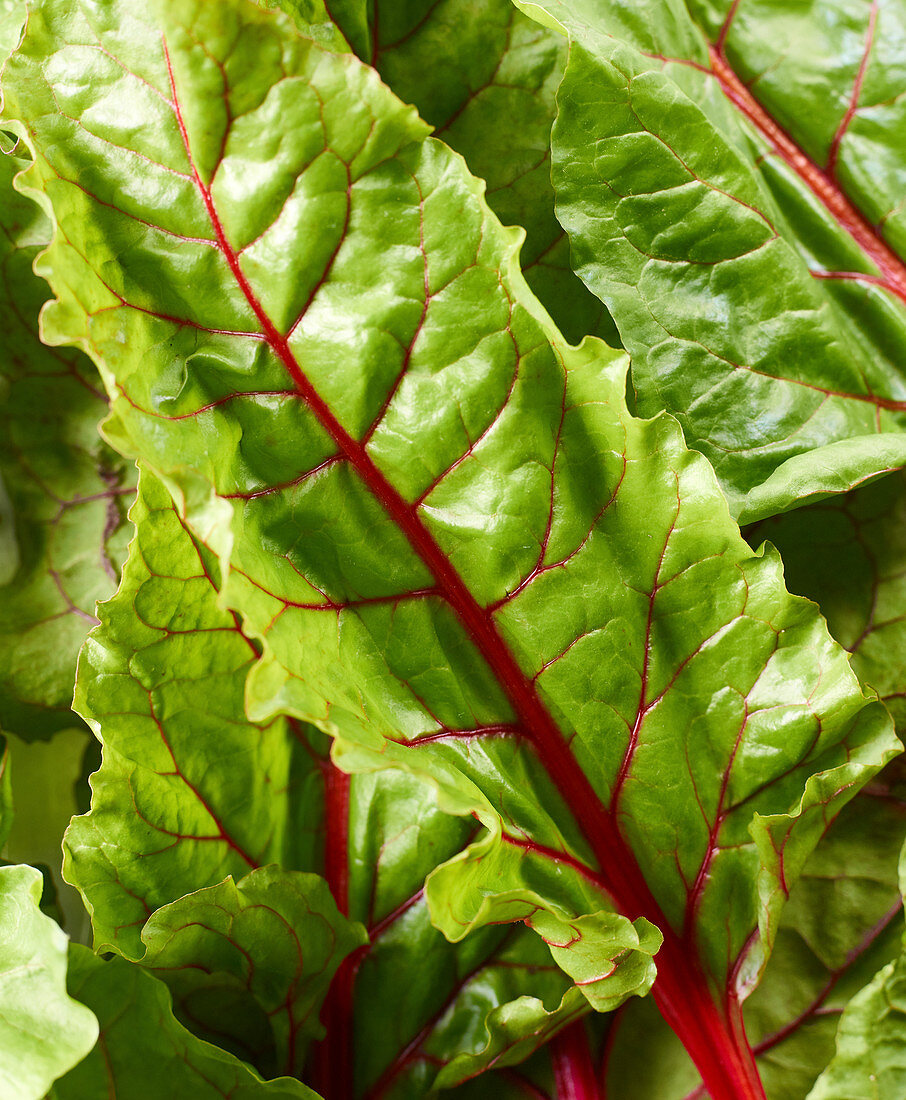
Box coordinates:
[66,471,586,1096]
[136,868,368,1080]
[49,947,316,1099]
[598,763,906,1099]
[516,0,906,521]
[0,146,133,738]
[326,0,619,347]
[0,864,97,1100]
[2,0,899,1097]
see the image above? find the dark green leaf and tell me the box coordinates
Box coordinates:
[0,148,134,738]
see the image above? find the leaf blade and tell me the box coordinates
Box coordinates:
[519,0,906,517]
[4,4,898,1096]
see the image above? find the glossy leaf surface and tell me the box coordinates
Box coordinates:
[4,2,899,1098]
[67,472,583,1097]
[343,0,616,346]
[601,767,906,1099]
[518,0,906,520]
[0,146,133,738]
[50,947,315,1100]
[0,864,97,1100]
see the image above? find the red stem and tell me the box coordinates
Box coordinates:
[551,1022,601,1100]
[310,764,357,1099]
[164,45,766,1100]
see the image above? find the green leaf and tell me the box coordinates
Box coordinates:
[0,0,25,62]
[748,469,906,734]
[0,864,97,1100]
[67,470,585,1095]
[340,0,618,346]
[806,955,906,1100]
[65,471,317,956]
[517,0,906,519]
[806,834,906,1100]
[0,147,134,739]
[601,767,906,1098]
[51,947,317,1100]
[260,0,352,52]
[137,868,367,1079]
[4,2,898,1095]
[4,728,93,940]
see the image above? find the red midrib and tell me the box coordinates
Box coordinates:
[164,43,765,1100]
[708,46,906,308]
[550,1022,601,1100]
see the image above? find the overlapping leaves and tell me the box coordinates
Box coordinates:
[49,947,315,1099]
[325,0,618,346]
[0,147,133,737]
[517,0,906,520]
[68,471,585,1096]
[2,3,899,1099]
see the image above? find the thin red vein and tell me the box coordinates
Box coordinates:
[754,896,902,1056]
[729,356,906,412]
[362,177,429,444]
[827,2,878,175]
[502,833,611,895]
[707,44,906,307]
[366,928,520,1099]
[368,887,425,941]
[715,0,742,52]
[147,697,258,867]
[610,515,674,811]
[684,705,749,937]
[163,45,765,1100]
[398,721,520,746]
[171,507,260,659]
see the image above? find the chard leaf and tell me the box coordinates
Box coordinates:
[5,2,899,1096]
[517,0,906,520]
[137,868,367,1079]
[0,864,97,1100]
[807,833,906,1100]
[600,766,906,1099]
[748,469,906,734]
[66,471,317,955]
[0,146,133,738]
[50,947,316,1099]
[67,470,585,1095]
[340,0,617,346]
